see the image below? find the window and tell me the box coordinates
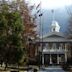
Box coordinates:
[52,43,56,49]
[53,28,55,31]
[59,43,63,50]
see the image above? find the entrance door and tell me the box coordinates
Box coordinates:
[59,54,65,64]
[44,54,50,65]
[51,54,57,65]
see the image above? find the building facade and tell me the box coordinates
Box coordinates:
[36,20,72,65]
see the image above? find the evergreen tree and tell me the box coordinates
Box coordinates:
[0,0,37,67]
[0,2,27,67]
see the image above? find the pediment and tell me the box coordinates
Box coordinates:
[36,32,71,42]
[43,32,65,39]
[46,34,64,38]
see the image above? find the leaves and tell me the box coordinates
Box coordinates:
[0,3,26,65]
[0,0,37,66]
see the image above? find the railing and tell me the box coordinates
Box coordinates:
[42,48,68,53]
[38,46,68,53]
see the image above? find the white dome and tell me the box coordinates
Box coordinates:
[51,21,59,27]
[51,20,60,32]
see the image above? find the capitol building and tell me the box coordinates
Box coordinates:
[36,20,72,65]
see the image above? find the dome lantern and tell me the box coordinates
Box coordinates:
[51,21,60,32]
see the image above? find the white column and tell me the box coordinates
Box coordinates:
[57,54,59,64]
[42,54,44,65]
[50,54,52,64]
[65,43,67,62]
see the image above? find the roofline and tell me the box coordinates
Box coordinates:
[36,40,72,43]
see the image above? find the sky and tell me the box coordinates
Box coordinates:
[26,0,72,9]
[5,0,72,9]
[25,0,72,35]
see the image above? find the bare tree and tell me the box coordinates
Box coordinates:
[66,7,72,39]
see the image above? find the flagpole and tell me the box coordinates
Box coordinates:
[35,0,44,66]
[39,1,44,66]
[51,9,55,21]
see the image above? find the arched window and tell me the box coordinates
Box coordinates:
[56,43,59,49]
[48,43,52,49]
[53,28,55,32]
[52,43,56,49]
[59,43,63,50]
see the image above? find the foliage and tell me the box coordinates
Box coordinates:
[61,62,71,71]
[16,0,37,64]
[0,3,27,66]
[0,0,37,67]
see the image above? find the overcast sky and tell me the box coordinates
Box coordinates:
[26,0,72,9]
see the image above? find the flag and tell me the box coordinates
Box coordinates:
[37,9,40,13]
[39,13,43,17]
[36,2,41,9]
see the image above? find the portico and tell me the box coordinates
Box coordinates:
[42,48,67,65]
[42,42,68,65]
